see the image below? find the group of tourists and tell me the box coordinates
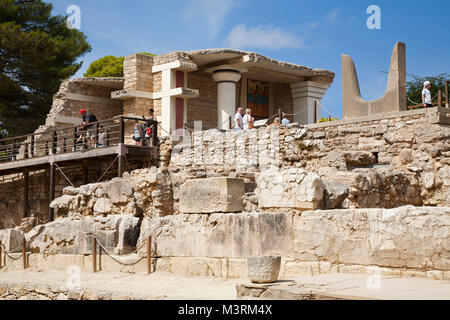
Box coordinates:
[132,108,158,146]
[76,108,158,149]
[232,107,291,131]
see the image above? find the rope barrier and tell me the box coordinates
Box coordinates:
[316,100,340,119]
[54,162,75,188]
[95,239,145,266]
[95,155,119,183]
[0,242,23,260]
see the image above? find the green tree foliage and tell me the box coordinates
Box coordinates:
[0,0,91,138]
[406,73,449,106]
[84,55,125,77]
[84,52,155,78]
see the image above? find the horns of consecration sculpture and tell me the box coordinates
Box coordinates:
[341,41,407,119]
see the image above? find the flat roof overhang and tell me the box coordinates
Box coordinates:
[160,49,335,84]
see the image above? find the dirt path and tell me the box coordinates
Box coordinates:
[0,269,240,300]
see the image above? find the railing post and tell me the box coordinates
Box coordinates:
[24,139,29,159]
[147,235,152,274]
[93,237,97,273]
[22,239,27,269]
[95,122,99,148]
[52,130,57,155]
[63,136,67,153]
[278,108,282,124]
[152,122,158,148]
[30,135,34,158]
[438,90,442,108]
[11,139,15,161]
[119,117,125,144]
[73,127,77,151]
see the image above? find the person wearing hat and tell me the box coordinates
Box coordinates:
[422,81,433,108]
[79,109,98,148]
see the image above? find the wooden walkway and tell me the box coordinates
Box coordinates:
[0,116,159,221]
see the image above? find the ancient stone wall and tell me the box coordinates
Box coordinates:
[273,83,294,121]
[39,78,123,132]
[0,160,140,229]
[169,108,449,208]
[186,72,218,129]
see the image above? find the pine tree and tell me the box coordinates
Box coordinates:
[0,0,91,138]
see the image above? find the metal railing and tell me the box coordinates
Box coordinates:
[0,116,158,163]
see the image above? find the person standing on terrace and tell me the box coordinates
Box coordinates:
[422,81,433,108]
[233,107,244,131]
[79,109,98,149]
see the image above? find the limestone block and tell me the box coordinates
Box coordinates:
[28,215,140,255]
[93,198,113,214]
[104,178,134,204]
[343,151,376,167]
[323,181,349,209]
[137,212,294,259]
[294,206,450,270]
[179,178,245,213]
[0,229,24,252]
[50,195,75,210]
[247,256,281,284]
[256,168,324,210]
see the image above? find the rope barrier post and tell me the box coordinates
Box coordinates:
[93,237,97,273]
[278,109,282,124]
[438,90,442,108]
[22,239,26,269]
[147,236,152,274]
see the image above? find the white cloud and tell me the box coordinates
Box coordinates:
[224,24,306,50]
[304,22,319,29]
[183,0,237,37]
[325,8,340,24]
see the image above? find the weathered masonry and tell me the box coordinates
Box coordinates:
[0,44,449,282]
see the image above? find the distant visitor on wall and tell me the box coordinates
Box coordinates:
[281,112,290,126]
[422,81,433,108]
[233,107,244,131]
[146,108,158,145]
[243,108,255,131]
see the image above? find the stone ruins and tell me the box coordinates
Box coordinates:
[0,43,449,285]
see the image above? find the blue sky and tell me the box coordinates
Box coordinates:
[49,0,450,118]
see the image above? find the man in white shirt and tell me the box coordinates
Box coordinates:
[422,81,433,108]
[234,107,244,131]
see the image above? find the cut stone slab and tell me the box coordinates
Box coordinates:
[256,168,324,210]
[179,178,245,214]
